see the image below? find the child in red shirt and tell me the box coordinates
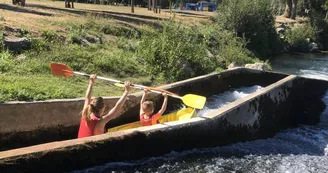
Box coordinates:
[78,74,131,138]
[139,89,168,126]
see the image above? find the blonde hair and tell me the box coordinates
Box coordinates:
[82,97,104,122]
[142,101,154,113]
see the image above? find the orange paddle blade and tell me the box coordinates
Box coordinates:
[50,63,74,77]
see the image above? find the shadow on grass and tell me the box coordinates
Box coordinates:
[0,4,53,16]
[26,4,164,28]
[167,10,211,18]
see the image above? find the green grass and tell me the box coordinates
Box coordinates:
[0,13,267,102]
[0,74,150,102]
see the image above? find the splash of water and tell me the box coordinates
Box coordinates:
[198,85,262,117]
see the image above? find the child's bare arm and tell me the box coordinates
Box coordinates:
[83,74,96,110]
[100,81,131,125]
[140,89,148,114]
[158,93,168,116]
[151,93,168,125]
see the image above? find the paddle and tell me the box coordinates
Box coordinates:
[50,63,206,109]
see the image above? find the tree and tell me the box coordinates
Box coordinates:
[12,0,26,6]
[282,0,292,18]
[65,0,74,8]
[131,0,134,13]
[282,0,298,19]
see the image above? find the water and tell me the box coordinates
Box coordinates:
[270,53,328,81]
[197,85,263,117]
[73,53,328,173]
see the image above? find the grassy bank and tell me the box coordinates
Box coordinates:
[0,0,276,102]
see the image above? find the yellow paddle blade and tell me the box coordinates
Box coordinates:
[181,94,206,109]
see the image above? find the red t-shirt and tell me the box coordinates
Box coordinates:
[77,114,103,138]
[140,113,161,126]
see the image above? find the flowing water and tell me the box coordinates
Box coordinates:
[270,53,328,80]
[73,53,328,173]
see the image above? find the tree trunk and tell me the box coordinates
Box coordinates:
[155,0,157,13]
[282,0,292,18]
[152,0,155,13]
[148,0,151,10]
[290,0,298,20]
[169,0,171,15]
[131,0,134,13]
[71,0,74,8]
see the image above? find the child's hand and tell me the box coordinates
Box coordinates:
[162,92,168,98]
[144,89,148,93]
[124,81,131,92]
[89,74,97,85]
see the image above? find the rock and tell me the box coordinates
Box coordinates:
[85,34,100,43]
[277,23,287,29]
[80,39,90,47]
[122,41,139,52]
[3,36,31,51]
[309,42,320,53]
[276,27,285,34]
[178,60,194,76]
[305,38,311,44]
[16,54,27,61]
[228,62,243,69]
[205,49,215,59]
[3,31,9,36]
[5,26,22,33]
[133,55,145,64]
[245,63,270,71]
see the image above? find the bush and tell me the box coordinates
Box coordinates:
[309,12,328,49]
[136,22,217,82]
[42,30,64,43]
[285,24,316,50]
[30,38,50,52]
[101,24,141,38]
[216,0,283,58]
[0,50,14,73]
[200,24,258,66]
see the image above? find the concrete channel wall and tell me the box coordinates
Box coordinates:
[2,68,328,172]
[0,68,286,151]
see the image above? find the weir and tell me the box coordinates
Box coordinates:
[1,68,328,172]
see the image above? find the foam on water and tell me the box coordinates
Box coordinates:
[198,85,262,117]
[270,53,328,81]
[300,69,328,80]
